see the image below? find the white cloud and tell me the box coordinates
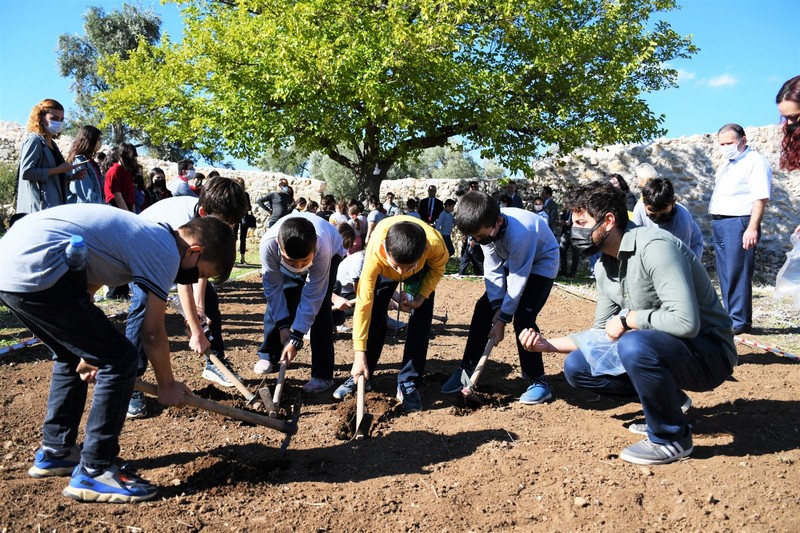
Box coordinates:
[704,74,738,88]
[676,69,696,83]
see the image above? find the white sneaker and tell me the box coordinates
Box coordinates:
[336,325,352,334]
[253,359,274,375]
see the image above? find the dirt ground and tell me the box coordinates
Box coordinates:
[1,274,799,532]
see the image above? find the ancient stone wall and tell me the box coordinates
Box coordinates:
[2,120,797,276]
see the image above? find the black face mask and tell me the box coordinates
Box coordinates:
[476,217,506,245]
[647,206,676,225]
[787,121,799,135]
[571,220,609,256]
[174,266,199,285]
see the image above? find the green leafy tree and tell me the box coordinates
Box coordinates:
[257,146,311,176]
[310,151,361,199]
[98,0,695,195]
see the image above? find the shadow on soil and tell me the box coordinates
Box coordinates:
[142,427,515,497]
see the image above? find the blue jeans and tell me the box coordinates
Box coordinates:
[257,256,341,380]
[0,271,138,470]
[563,329,734,444]
[461,274,553,380]
[128,281,224,376]
[712,216,755,330]
[365,273,435,385]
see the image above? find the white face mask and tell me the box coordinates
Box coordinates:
[281,259,312,274]
[46,119,64,135]
[719,141,742,160]
[186,169,196,179]
[534,205,544,212]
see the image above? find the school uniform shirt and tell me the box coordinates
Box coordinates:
[632,202,704,259]
[336,250,366,298]
[104,163,136,208]
[167,176,198,198]
[260,212,346,336]
[481,207,559,323]
[0,204,179,301]
[352,215,449,352]
[434,210,455,236]
[139,196,198,228]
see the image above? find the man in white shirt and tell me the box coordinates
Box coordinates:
[708,123,772,335]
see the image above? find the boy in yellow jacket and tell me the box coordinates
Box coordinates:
[332,216,449,411]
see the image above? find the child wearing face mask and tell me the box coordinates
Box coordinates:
[531,196,550,224]
[331,216,449,412]
[0,205,236,503]
[16,99,87,214]
[255,213,347,395]
[124,177,249,419]
[440,191,559,405]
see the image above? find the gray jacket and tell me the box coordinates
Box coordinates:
[16,133,66,213]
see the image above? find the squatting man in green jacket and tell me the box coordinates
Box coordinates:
[519,181,736,466]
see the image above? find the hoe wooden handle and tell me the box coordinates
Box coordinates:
[134,379,296,435]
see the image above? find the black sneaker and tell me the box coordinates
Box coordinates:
[396,382,423,412]
[126,391,148,419]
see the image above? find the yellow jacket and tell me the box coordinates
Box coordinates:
[353,216,449,351]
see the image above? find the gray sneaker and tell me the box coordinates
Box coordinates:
[620,434,693,465]
[441,369,468,394]
[332,376,372,400]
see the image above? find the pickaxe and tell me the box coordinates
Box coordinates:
[460,338,495,406]
[134,379,296,436]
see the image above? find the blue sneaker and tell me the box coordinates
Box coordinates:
[396,382,423,412]
[28,445,81,478]
[441,369,468,394]
[332,376,372,400]
[202,360,235,388]
[126,391,148,419]
[63,464,158,503]
[519,380,553,405]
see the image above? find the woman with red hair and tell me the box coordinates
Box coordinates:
[776,76,800,235]
[16,99,86,214]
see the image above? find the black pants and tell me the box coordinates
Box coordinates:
[461,274,553,380]
[258,255,341,380]
[365,272,435,385]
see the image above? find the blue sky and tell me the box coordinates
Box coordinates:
[1,0,798,170]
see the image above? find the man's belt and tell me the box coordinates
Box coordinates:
[711,214,746,220]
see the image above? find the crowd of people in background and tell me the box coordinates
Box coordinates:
[4,74,799,503]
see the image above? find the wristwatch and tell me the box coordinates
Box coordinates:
[619,308,631,331]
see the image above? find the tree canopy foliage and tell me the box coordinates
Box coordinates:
[57,5,161,146]
[98,0,696,194]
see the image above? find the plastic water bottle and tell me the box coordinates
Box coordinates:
[64,235,88,271]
